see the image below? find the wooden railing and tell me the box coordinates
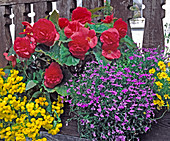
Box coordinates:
[0,0,166,67]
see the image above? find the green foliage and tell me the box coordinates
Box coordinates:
[60,44,80,66]
[88,23,109,33]
[120,35,137,49]
[49,10,60,31]
[93,44,111,66]
[8,45,16,56]
[26,80,38,91]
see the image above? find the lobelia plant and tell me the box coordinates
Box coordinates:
[117,46,170,111]
[66,60,156,141]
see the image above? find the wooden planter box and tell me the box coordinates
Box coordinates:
[39,106,170,141]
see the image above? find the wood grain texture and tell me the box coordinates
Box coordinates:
[60,103,80,137]
[139,109,170,141]
[0,0,55,6]
[56,0,76,19]
[0,5,12,67]
[13,3,31,37]
[33,1,52,22]
[143,0,165,49]
[82,0,104,22]
[110,0,133,38]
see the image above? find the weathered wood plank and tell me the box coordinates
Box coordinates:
[56,0,76,19]
[60,103,80,137]
[110,0,133,38]
[13,3,31,38]
[33,1,52,22]
[0,0,55,6]
[82,0,103,22]
[0,5,12,68]
[143,0,165,49]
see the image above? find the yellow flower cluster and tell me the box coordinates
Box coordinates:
[0,69,64,141]
[153,94,170,110]
[0,69,25,96]
[150,61,170,110]
[52,96,64,117]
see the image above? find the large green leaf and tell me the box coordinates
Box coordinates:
[60,44,80,66]
[45,92,52,114]
[49,10,59,25]
[49,10,60,31]
[120,35,137,49]
[54,85,68,96]
[93,44,111,66]
[31,91,42,99]
[35,43,62,65]
[88,6,106,14]
[26,80,38,91]
[59,30,72,43]
[88,24,109,33]
[42,83,68,96]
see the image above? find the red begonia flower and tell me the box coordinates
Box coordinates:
[71,28,97,48]
[101,14,114,23]
[64,21,84,38]
[100,28,119,47]
[71,7,92,24]
[68,36,90,60]
[44,62,63,89]
[102,49,121,60]
[3,53,17,67]
[13,36,36,58]
[32,19,60,46]
[58,18,69,29]
[113,18,128,39]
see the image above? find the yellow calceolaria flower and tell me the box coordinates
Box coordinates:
[0,68,5,76]
[156,94,162,100]
[149,68,156,74]
[158,61,166,68]
[26,102,35,112]
[160,72,168,79]
[167,77,170,81]
[48,127,60,135]
[161,66,166,72]
[168,62,170,67]
[155,81,163,88]
[157,72,162,80]
[0,70,64,141]
[158,100,165,107]
[164,94,170,99]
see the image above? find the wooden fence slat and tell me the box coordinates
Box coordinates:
[56,0,76,19]
[143,0,165,49]
[13,3,31,37]
[82,0,104,22]
[0,0,55,6]
[33,1,52,22]
[110,0,133,38]
[0,5,12,68]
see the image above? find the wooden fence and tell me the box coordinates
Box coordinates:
[0,0,165,68]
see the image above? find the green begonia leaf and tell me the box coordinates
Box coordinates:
[93,44,111,66]
[60,44,80,66]
[35,43,62,65]
[26,80,38,91]
[88,24,109,33]
[54,85,68,96]
[31,91,42,99]
[120,35,137,49]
